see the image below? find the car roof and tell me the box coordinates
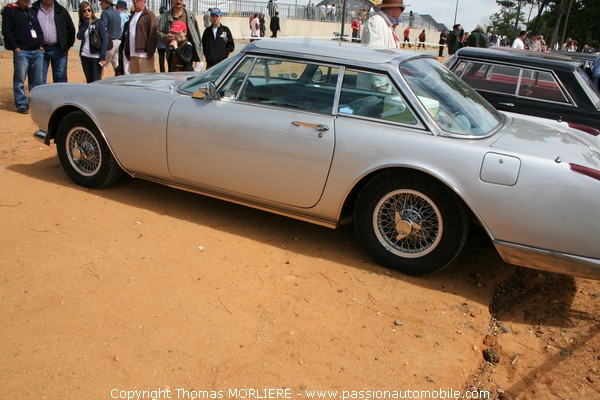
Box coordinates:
[453,47,583,72]
[243,38,432,66]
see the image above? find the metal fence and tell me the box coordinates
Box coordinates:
[35,0,439,29]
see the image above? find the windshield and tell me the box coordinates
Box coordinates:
[178,54,241,94]
[400,58,504,136]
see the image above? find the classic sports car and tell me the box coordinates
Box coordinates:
[443,47,600,129]
[30,39,600,278]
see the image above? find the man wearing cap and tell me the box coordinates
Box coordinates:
[201,7,234,69]
[124,0,158,73]
[115,0,129,32]
[361,0,407,49]
[99,0,122,75]
[31,0,76,83]
[157,0,202,71]
[167,20,193,71]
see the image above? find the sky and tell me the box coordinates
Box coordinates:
[408,0,500,31]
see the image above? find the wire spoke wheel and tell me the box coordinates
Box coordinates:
[65,127,102,177]
[56,111,122,188]
[374,189,442,258]
[355,172,469,275]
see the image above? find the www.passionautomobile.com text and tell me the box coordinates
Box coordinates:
[110,387,491,400]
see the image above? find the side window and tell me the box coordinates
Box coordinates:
[338,69,417,125]
[518,69,568,103]
[461,62,520,95]
[219,57,339,113]
[219,57,254,99]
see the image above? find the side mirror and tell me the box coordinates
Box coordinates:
[192,82,219,100]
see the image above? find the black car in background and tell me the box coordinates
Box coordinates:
[443,47,600,130]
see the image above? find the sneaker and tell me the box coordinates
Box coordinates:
[16,108,29,114]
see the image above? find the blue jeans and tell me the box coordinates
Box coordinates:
[42,46,68,83]
[13,49,43,110]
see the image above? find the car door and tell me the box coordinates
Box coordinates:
[166,57,338,209]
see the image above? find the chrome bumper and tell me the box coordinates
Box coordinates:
[33,130,51,146]
[494,241,600,280]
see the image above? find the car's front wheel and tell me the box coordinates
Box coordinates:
[354,172,469,275]
[56,111,122,188]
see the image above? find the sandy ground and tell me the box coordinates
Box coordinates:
[0,49,599,400]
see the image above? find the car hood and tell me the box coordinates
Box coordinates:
[91,72,196,92]
[492,116,600,169]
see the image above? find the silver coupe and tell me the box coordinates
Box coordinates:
[30,39,600,278]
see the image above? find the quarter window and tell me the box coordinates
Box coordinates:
[518,69,568,103]
[337,69,417,125]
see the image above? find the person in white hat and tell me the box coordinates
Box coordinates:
[361,0,408,49]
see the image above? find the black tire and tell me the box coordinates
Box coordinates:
[354,172,470,275]
[56,111,122,189]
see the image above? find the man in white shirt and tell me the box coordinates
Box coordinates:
[361,0,406,49]
[511,30,526,49]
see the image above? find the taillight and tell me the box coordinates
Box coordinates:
[570,163,600,181]
[567,122,600,136]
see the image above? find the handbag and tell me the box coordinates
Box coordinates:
[89,22,102,51]
[89,21,113,51]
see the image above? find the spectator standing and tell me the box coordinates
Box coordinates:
[202,8,211,28]
[166,20,192,71]
[259,12,265,37]
[351,17,359,41]
[99,0,121,75]
[402,26,410,48]
[157,0,202,71]
[77,1,107,82]
[361,0,405,49]
[525,31,542,51]
[489,31,498,46]
[249,12,260,41]
[31,0,75,84]
[438,28,448,57]
[124,0,157,73]
[464,23,488,48]
[446,24,462,55]
[2,0,45,114]
[417,29,425,49]
[270,11,280,38]
[267,0,277,17]
[115,0,128,32]
[511,30,526,49]
[201,7,234,69]
[156,5,167,72]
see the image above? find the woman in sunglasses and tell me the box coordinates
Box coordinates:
[77,1,107,82]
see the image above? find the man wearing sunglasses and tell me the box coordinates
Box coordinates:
[361,0,407,49]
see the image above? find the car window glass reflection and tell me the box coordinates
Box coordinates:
[220,57,339,114]
[401,58,502,136]
[338,69,417,125]
[460,61,520,95]
[518,70,568,103]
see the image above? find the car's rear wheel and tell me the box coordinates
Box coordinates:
[354,172,469,275]
[56,111,122,188]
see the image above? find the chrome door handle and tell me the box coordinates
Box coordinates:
[498,102,515,107]
[291,121,330,137]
